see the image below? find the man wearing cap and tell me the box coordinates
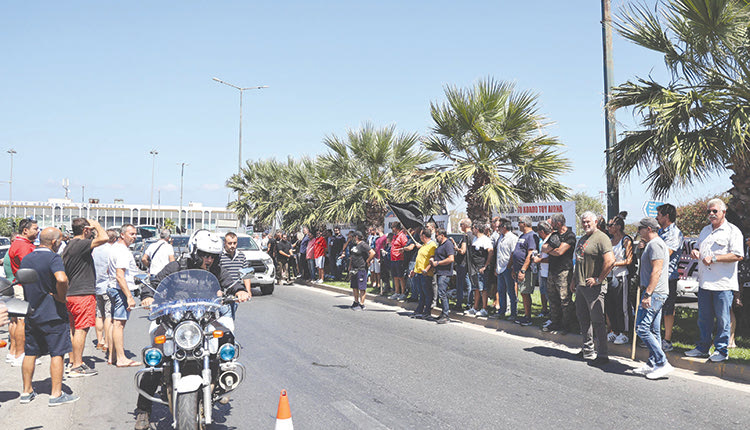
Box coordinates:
[684,199,744,362]
[632,217,673,379]
[571,211,615,366]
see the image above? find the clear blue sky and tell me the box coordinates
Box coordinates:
[1,1,731,220]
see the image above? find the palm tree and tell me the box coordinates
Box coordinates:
[610,0,750,232]
[421,77,571,223]
[318,122,437,227]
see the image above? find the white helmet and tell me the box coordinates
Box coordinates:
[188,229,222,262]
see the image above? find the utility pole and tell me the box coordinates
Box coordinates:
[7,149,16,218]
[81,185,85,203]
[602,0,619,220]
[178,162,188,231]
[149,149,158,225]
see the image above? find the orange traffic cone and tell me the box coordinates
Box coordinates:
[274,390,293,430]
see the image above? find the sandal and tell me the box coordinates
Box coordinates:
[116,360,142,368]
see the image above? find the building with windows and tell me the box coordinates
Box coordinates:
[0,198,240,231]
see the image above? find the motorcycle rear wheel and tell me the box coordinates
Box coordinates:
[175,391,205,430]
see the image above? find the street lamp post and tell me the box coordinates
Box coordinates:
[178,162,188,232]
[7,149,16,218]
[149,149,158,226]
[212,77,268,173]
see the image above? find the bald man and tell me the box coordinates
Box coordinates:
[19,227,80,406]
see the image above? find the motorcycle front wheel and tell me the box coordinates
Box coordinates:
[175,391,205,430]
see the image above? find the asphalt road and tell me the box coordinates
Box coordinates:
[1,282,748,429]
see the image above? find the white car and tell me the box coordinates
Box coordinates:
[235,235,276,295]
[0,245,9,278]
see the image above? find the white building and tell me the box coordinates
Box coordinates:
[0,199,239,231]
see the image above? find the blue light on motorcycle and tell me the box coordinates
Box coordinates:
[219,344,236,361]
[145,348,163,367]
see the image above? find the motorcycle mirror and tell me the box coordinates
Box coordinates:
[239,267,255,280]
[14,268,39,285]
[135,274,149,285]
[2,297,30,317]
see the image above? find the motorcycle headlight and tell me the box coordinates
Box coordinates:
[219,343,237,361]
[170,309,185,324]
[144,348,163,367]
[174,321,203,350]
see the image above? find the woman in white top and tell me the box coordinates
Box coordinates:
[605,215,633,345]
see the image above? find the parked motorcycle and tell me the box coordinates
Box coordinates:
[0,268,36,316]
[134,268,252,430]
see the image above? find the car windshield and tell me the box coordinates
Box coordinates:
[149,269,222,320]
[0,248,7,259]
[172,236,190,248]
[237,236,259,251]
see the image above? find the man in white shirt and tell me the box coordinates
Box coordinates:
[141,229,175,279]
[685,199,744,362]
[92,229,118,354]
[106,224,141,367]
[493,218,517,319]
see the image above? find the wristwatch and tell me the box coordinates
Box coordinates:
[711,255,718,264]
[520,269,526,274]
[643,292,652,298]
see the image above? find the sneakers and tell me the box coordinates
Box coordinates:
[350,301,360,309]
[398,294,407,301]
[631,364,653,376]
[684,348,710,358]
[542,319,553,328]
[10,353,25,367]
[436,314,450,324]
[646,362,674,380]
[662,339,674,352]
[68,363,98,378]
[505,314,517,321]
[577,349,596,361]
[465,308,477,315]
[5,353,14,363]
[587,356,610,367]
[19,391,37,404]
[475,309,488,318]
[359,304,366,311]
[514,316,532,326]
[48,392,80,407]
[607,331,616,342]
[388,293,399,300]
[538,310,549,318]
[613,333,629,345]
[709,352,728,362]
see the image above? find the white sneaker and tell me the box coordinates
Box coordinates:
[10,354,25,367]
[542,319,553,328]
[5,353,14,363]
[709,352,728,362]
[466,308,477,315]
[614,333,629,345]
[476,309,488,318]
[646,362,674,379]
[684,348,710,358]
[631,364,653,376]
[607,331,616,342]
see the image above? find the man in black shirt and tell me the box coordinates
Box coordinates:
[277,234,293,285]
[349,231,375,310]
[452,219,472,310]
[542,214,577,333]
[431,228,455,324]
[62,218,108,377]
[330,228,346,280]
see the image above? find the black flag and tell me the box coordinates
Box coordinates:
[388,201,424,230]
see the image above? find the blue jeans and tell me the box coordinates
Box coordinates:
[497,268,517,317]
[636,292,667,367]
[436,275,451,316]
[408,261,417,297]
[308,259,316,280]
[697,289,733,356]
[414,274,433,316]
[456,264,469,306]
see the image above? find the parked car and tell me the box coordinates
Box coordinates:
[132,238,158,271]
[0,237,11,246]
[0,245,10,278]
[234,234,276,295]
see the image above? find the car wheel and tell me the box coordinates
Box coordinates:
[260,285,274,295]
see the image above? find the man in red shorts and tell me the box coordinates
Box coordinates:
[7,218,38,366]
[62,218,108,377]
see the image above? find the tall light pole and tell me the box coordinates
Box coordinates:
[7,149,16,218]
[149,149,158,225]
[601,0,619,219]
[178,162,188,232]
[212,77,268,173]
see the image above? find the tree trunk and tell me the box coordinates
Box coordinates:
[729,162,750,235]
[365,201,387,229]
[465,171,490,225]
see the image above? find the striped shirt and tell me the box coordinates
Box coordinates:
[220,250,248,283]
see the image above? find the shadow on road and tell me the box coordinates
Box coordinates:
[0,390,20,403]
[524,345,632,375]
[146,400,238,430]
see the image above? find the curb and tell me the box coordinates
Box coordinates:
[300,279,750,385]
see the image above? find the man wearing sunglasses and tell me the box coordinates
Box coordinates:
[685,199,744,362]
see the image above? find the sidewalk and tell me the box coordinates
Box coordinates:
[304,280,750,385]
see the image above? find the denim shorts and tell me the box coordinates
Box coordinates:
[471,272,486,291]
[107,287,130,321]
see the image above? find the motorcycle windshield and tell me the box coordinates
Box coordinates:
[149,269,222,320]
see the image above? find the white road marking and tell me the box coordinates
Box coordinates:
[331,400,390,429]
